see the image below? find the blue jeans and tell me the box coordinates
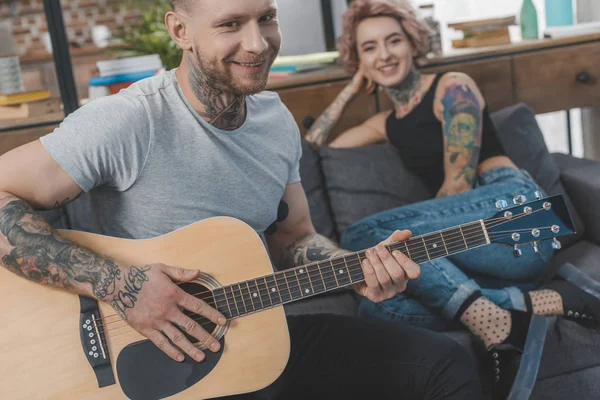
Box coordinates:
[341,167,555,331]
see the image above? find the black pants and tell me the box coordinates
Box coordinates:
[226,314,481,400]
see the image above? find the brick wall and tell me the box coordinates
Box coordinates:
[0,0,142,56]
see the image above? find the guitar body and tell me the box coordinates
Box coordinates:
[0,217,290,400]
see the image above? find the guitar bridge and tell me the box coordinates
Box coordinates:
[79,296,115,388]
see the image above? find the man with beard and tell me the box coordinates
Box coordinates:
[0,0,480,398]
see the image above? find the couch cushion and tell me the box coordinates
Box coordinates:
[299,139,337,239]
[491,103,585,247]
[319,143,433,232]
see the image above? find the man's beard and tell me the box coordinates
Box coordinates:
[192,45,277,96]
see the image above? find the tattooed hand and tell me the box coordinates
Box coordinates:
[109,263,227,363]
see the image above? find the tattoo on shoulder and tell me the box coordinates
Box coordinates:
[441,82,482,186]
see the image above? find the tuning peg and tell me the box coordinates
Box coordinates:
[552,238,562,250]
[495,200,509,210]
[532,241,539,253]
[513,245,523,258]
[513,195,527,205]
[534,191,544,200]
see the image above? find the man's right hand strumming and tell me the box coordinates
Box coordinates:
[108,263,227,363]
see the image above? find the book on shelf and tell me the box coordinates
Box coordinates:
[0,97,61,120]
[0,89,51,106]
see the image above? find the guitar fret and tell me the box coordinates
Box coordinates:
[260,277,273,307]
[275,272,292,303]
[232,284,248,315]
[285,269,302,301]
[226,286,240,318]
[458,225,468,248]
[238,282,254,314]
[335,256,352,287]
[421,237,431,260]
[265,275,282,305]
[330,260,340,288]
[307,264,326,294]
[317,262,336,291]
[345,254,362,283]
[439,231,449,254]
[212,288,232,319]
[296,266,314,296]
[248,279,264,310]
[244,281,258,313]
[291,268,305,299]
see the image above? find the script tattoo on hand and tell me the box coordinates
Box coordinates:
[110,265,150,320]
[441,79,482,187]
[187,54,246,131]
[0,196,121,300]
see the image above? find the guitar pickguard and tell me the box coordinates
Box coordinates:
[117,336,225,400]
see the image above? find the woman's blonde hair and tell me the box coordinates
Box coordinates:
[338,0,431,74]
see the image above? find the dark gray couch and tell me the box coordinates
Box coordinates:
[289,103,600,399]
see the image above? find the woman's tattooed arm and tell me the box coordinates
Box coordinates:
[437,74,484,197]
[0,194,125,301]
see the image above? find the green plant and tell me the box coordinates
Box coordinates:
[112,0,183,70]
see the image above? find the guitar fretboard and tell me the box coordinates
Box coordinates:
[211,221,489,319]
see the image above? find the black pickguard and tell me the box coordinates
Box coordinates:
[116,336,225,400]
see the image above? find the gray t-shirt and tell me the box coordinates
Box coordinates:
[40,69,302,239]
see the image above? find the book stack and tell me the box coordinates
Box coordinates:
[89,54,163,100]
[0,90,62,121]
[449,16,516,48]
[269,51,339,80]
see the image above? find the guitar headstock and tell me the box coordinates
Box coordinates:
[485,193,575,255]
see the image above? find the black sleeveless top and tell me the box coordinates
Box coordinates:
[386,73,505,194]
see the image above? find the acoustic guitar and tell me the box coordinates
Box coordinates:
[0,193,575,399]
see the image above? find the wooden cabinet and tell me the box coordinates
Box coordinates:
[276,80,377,136]
[513,42,600,114]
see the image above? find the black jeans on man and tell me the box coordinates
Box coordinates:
[226,313,481,399]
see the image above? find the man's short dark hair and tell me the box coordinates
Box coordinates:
[167,0,192,11]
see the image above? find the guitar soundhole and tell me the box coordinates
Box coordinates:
[179,282,218,346]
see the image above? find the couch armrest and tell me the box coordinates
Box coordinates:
[553,153,600,246]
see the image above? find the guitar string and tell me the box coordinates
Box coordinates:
[97,221,490,326]
[98,218,505,323]
[96,229,538,338]
[103,229,549,342]
[98,208,552,328]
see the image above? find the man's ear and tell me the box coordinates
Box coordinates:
[165,11,193,51]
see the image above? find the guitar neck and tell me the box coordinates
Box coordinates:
[212,220,490,319]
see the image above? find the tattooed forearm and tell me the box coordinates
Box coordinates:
[0,195,122,300]
[441,79,483,188]
[286,232,347,266]
[304,84,356,148]
[110,265,150,321]
[187,54,246,131]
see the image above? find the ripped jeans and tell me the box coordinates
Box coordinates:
[340,167,555,331]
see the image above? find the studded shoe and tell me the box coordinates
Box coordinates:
[541,279,599,324]
[487,313,549,400]
[487,344,523,400]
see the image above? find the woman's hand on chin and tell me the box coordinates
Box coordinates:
[346,66,377,97]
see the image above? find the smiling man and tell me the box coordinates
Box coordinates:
[0,0,480,398]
